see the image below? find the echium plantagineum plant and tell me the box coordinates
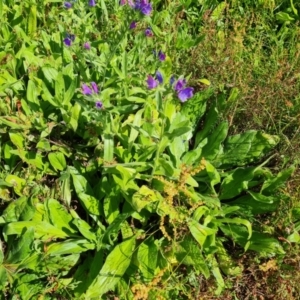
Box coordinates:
[0,0,294,299]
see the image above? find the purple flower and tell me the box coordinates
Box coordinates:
[140,3,152,15]
[135,0,152,15]
[156,71,163,84]
[63,38,72,47]
[64,2,72,9]
[89,0,96,6]
[120,0,126,4]
[91,82,99,94]
[82,84,93,95]
[95,101,103,109]
[170,75,175,86]
[158,50,166,61]
[129,21,137,29]
[128,0,134,6]
[174,78,187,92]
[84,42,91,50]
[177,87,194,102]
[146,75,158,89]
[145,27,153,37]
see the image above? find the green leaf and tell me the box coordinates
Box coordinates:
[85,236,136,298]
[48,152,67,171]
[220,224,285,255]
[45,199,77,234]
[6,227,34,264]
[0,266,7,290]
[72,216,97,242]
[228,194,279,215]
[137,237,158,280]
[201,121,228,160]
[103,188,121,224]
[70,168,100,215]
[132,186,161,212]
[68,102,81,131]
[216,217,252,240]
[27,5,37,36]
[215,240,242,276]
[46,239,95,255]
[194,93,226,147]
[176,234,210,278]
[216,131,279,167]
[104,134,114,162]
[128,109,144,147]
[219,167,257,200]
[3,221,69,241]
[5,175,26,196]
[55,72,65,102]
[188,219,217,247]
[42,66,58,82]
[64,77,76,105]
[9,132,25,149]
[261,166,295,195]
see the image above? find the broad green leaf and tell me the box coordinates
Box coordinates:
[132,186,161,212]
[220,224,285,255]
[3,221,69,241]
[2,197,35,223]
[70,169,100,215]
[248,191,274,204]
[42,66,58,82]
[137,237,158,280]
[64,76,76,105]
[103,188,121,224]
[9,132,24,149]
[46,239,95,255]
[261,166,295,194]
[228,194,279,215]
[72,217,97,242]
[6,227,34,264]
[45,199,77,234]
[0,266,7,290]
[169,137,188,167]
[5,175,26,196]
[201,121,228,160]
[69,102,81,131]
[188,219,217,247]
[211,257,225,296]
[55,72,65,102]
[176,234,210,278]
[26,79,39,106]
[48,152,66,171]
[216,217,252,240]
[102,212,132,244]
[194,93,226,146]
[10,149,44,170]
[128,109,144,146]
[219,167,257,200]
[85,236,136,298]
[104,134,114,162]
[216,131,279,167]
[205,161,221,189]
